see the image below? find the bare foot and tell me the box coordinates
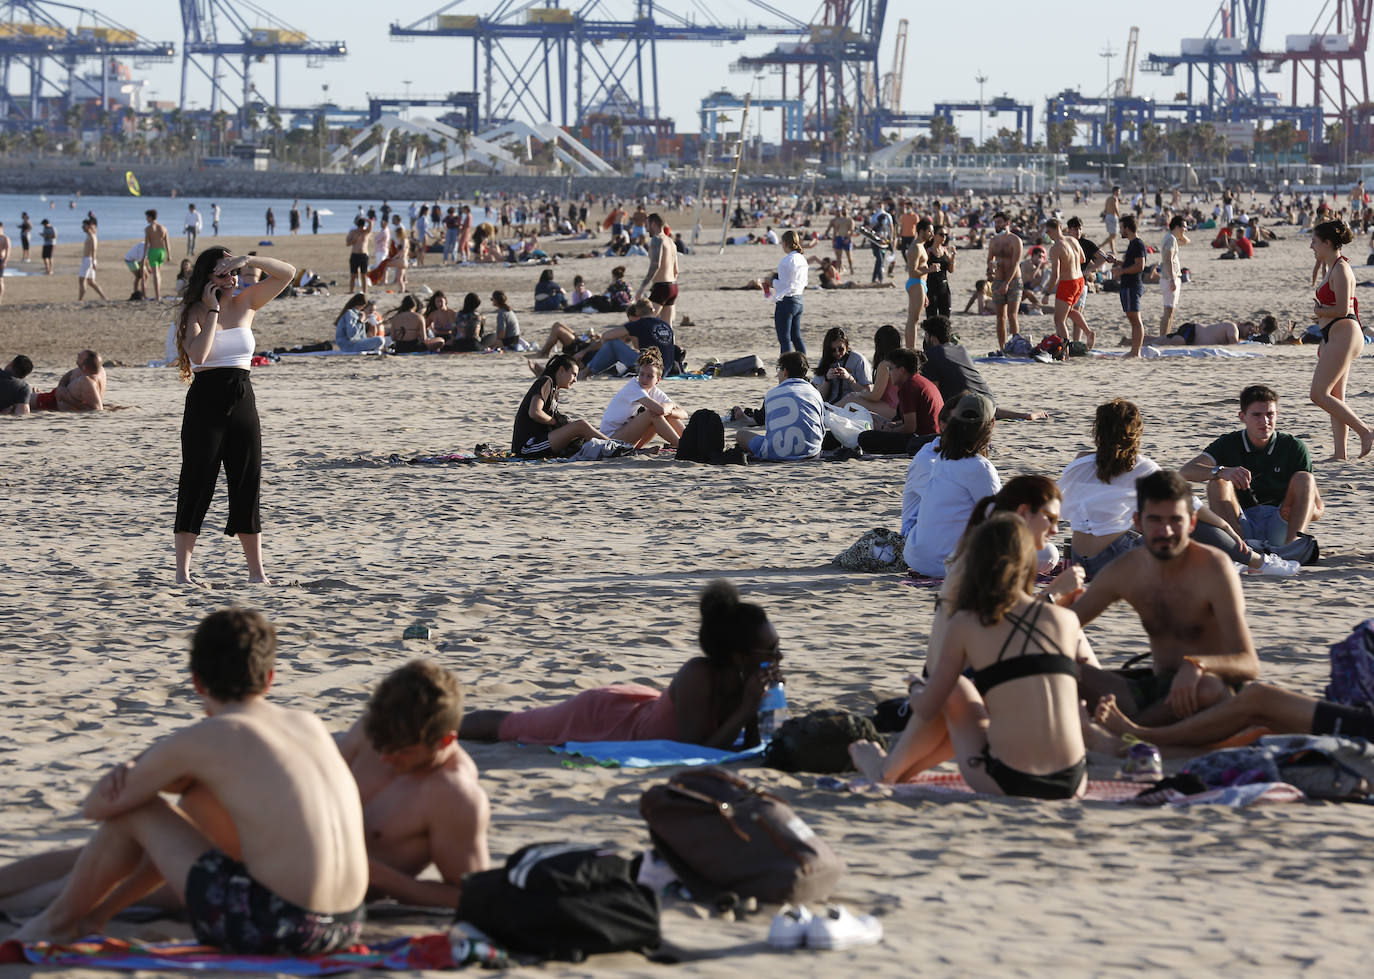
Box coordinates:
[1027,410,1049,421]
[248,574,272,585]
[1079,701,1128,756]
[1321,453,1348,463]
[10,912,77,944]
[1092,694,1143,738]
[848,740,890,782]
[175,574,205,588]
[1360,430,1373,459]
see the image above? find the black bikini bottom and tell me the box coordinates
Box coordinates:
[1321,314,1361,344]
[971,745,1087,800]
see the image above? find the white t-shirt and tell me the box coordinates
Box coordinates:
[600,378,672,434]
[1160,232,1180,280]
[900,439,940,536]
[1058,453,1160,537]
[902,454,1002,576]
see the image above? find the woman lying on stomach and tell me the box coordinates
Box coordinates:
[459,580,782,748]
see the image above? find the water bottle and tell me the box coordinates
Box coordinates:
[757,664,789,741]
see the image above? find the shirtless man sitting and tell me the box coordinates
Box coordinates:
[31,349,107,411]
[10,609,369,953]
[339,660,491,907]
[1073,469,1260,725]
[1,659,489,918]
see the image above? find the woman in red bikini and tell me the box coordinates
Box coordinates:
[1310,219,1373,460]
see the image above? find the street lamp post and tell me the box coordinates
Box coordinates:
[975,72,987,146]
[1101,44,1116,154]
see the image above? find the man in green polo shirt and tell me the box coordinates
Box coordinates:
[1181,384,1322,561]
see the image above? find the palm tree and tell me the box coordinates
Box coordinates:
[29,126,48,154]
[608,114,624,163]
[212,109,231,155]
[455,128,472,171]
[266,107,283,160]
[929,114,957,151]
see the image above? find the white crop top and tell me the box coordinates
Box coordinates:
[1058,453,1160,536]
[195,324,256,371]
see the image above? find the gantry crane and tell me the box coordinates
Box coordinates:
[0,0,173,128]
[179,0,345,123]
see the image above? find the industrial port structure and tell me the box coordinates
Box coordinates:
[0,0,1368,168]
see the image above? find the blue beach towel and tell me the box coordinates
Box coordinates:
[553,739,765,768]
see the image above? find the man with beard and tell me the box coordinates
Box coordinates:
[1071,469,1259,725]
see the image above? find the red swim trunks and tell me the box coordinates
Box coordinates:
[1055,276,1085,306]
[34,389,57,411]
[649,281,678,307]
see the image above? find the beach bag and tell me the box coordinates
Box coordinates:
[832,528,906,572]
[764,709,883,773]
[454,843,661,962]
[718,354,767,377]
[1068,340,1089,357]
[1036,334,1067,361]
[1003,333,1034,357]
[1181,735,1374,801]
[824,403,872,449]
[676,408,725,462]
[1325,619,1374,709]
[639,766,844,908]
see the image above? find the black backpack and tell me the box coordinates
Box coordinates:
[454,842,661,963]
[677,408,725,462]
[764,709,884,773]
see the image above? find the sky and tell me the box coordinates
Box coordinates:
[65,1,1357,137]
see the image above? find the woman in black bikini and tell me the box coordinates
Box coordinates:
[1309,219,1373,459]
[850,512,1088,799]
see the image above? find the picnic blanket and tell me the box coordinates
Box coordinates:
[836,770,1303,806]
[0,934,457,974]
[1091,346,1264,359]
[552,739,765,768]
[397,445,673,466]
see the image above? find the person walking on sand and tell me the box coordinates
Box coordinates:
[345,217,373,295]
[184,203,202,256]
[172,247,295,585]
[634,213,678,328]
[770,229,808,355]
[1102,185,1122,253]
[142,209,170,300]
[987,213,1022,351]
[211,202,220,236]
[77,219,108,301]
[1044,218,1093,347]
[1110,214,1147,357]
[39,218,55,275]
[903,218,931,347]
[1308,219,1373,459]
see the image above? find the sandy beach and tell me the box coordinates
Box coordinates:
[3,209,1374,975]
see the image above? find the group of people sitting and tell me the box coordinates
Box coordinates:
[331,290,524,354]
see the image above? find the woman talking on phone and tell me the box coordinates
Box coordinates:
[172,246,295,585]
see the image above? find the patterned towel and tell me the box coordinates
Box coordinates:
[0,934,456,974]
[838,770,1302,806]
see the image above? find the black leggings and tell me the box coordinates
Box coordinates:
[928,277,951,318]
[175,368,262,536]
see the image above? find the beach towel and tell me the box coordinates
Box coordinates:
[0,934,457,974]
[277,349,384,358]
[552,739,765,768]
[835,771,1298,806]
[1090,347,1264,359]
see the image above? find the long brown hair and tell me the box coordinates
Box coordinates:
[1093,399,1142,482]
[953,513,1037,626]
[175,246,230,382]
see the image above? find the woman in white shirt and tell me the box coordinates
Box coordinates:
[597,349,687,448]
[1059,399,1293,579]
[770,229,808,355]
[173,247,295,585]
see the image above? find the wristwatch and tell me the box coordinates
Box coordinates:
[1209,465,1222,478]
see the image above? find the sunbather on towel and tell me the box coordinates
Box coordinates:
[459,580,783,749]
[0,659,490,921]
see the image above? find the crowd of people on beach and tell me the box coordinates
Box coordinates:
[4,181,1374,957]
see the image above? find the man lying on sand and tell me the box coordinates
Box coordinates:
[29,349,107,411]
[8,609,369,953]
[0,657,489,925]
[1072,470,1260,725]
[1,355,33,416]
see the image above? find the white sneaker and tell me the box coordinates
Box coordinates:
[805,904,883,951]
[768,904,814,950]
[1249,552,1300,577]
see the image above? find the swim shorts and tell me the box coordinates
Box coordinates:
[833,235,851,252]
[185,849,364,956]
[146,247,167,268]
[34,389,57,411]
[41,244,53,259]
[1312,700,1374,741]
[348,253,368,274]
[79,257,95,279]
[649,281,678,307]
[992,275,1022,308]
[1118,283,1144,313]
[1104,214,1119,236]
[1055,276,1085,306]
[1116,668,1177,714]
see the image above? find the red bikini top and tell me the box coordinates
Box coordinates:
[1316,256,1359,316]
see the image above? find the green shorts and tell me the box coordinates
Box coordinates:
[146,247,167,268]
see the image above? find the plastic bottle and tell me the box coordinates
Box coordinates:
[757,664,789,741]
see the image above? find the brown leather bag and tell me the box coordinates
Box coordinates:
[638,766,844,908]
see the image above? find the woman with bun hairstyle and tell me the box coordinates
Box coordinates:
[458,581,783,748]
[1309,219,1373,459]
